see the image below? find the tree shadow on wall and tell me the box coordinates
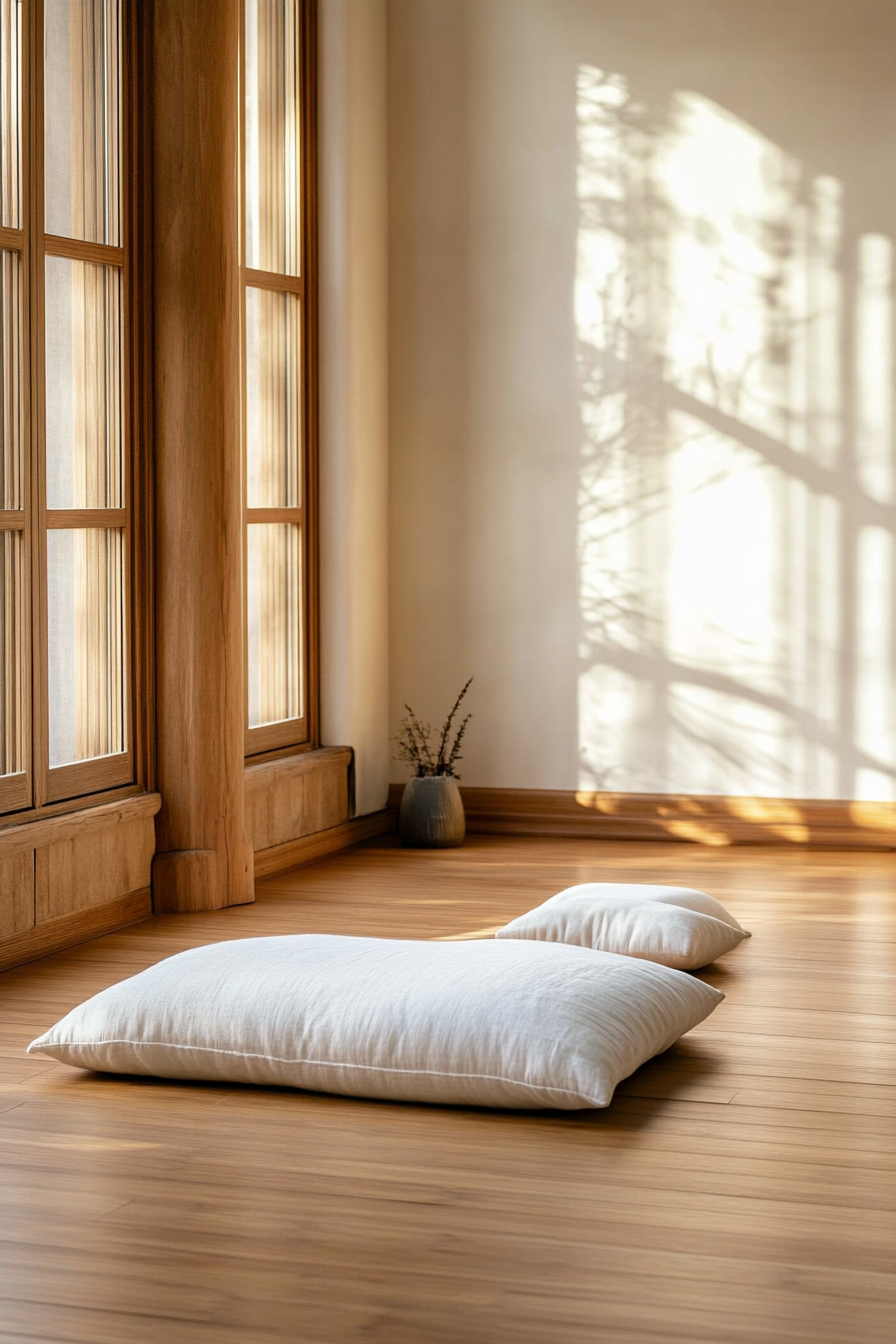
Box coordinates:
[574,66,896,809]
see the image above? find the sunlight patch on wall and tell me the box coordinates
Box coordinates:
[575,65,895,800]
[578,663,638,791]
[856,235,893,506]
[855,526,895,800]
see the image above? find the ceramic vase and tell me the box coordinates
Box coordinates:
[398,775,466,848]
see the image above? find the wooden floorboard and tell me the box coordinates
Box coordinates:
[1,833,894,1343]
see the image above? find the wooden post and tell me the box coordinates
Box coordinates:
[151,0,253,911]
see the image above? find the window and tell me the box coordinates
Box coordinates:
[0,0,145,818]
[242,0,317,757]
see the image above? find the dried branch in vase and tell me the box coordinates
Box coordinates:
[394,678,474,778]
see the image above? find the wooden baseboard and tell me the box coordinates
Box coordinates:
[388,784,896,849]
[0,888,153,974]
[253,809,397,880]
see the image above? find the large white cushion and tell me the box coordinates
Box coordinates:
[27,934,723,1110]
[496,884,749,970]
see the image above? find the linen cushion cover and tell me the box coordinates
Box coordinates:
[496,883,749,970]
[27,934,724,1110]
[542,883,747,930]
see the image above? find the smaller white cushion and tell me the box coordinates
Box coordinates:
[496,884,749,970]
[27,934,724,1110]
[550,883,748,931]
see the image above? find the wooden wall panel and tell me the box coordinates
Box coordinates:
[35,816,156,922]
[245,746,351,853]
[0,793,159,970]
[0,853,34,939]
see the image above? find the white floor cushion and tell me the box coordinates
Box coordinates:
[496,884,749,970]
[550,883,748,931]
[27,934,724,1110]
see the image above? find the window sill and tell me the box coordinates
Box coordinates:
[0,792,161,860]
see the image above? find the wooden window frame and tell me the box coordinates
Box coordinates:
[0,0,153,824]
[241,0,319,762]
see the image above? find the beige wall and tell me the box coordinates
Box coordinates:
[388,0,896,800]
[319,0,391,815]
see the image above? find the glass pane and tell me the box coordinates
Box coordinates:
[0,529,25,776]
[0,249,22,508]
[45,0,121,244]
[247,523,303,727]
[0,0,21,228]
[245,0,300,275]
[45,255,122,509]
[246,287,302,507]
[47,527,125,767]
